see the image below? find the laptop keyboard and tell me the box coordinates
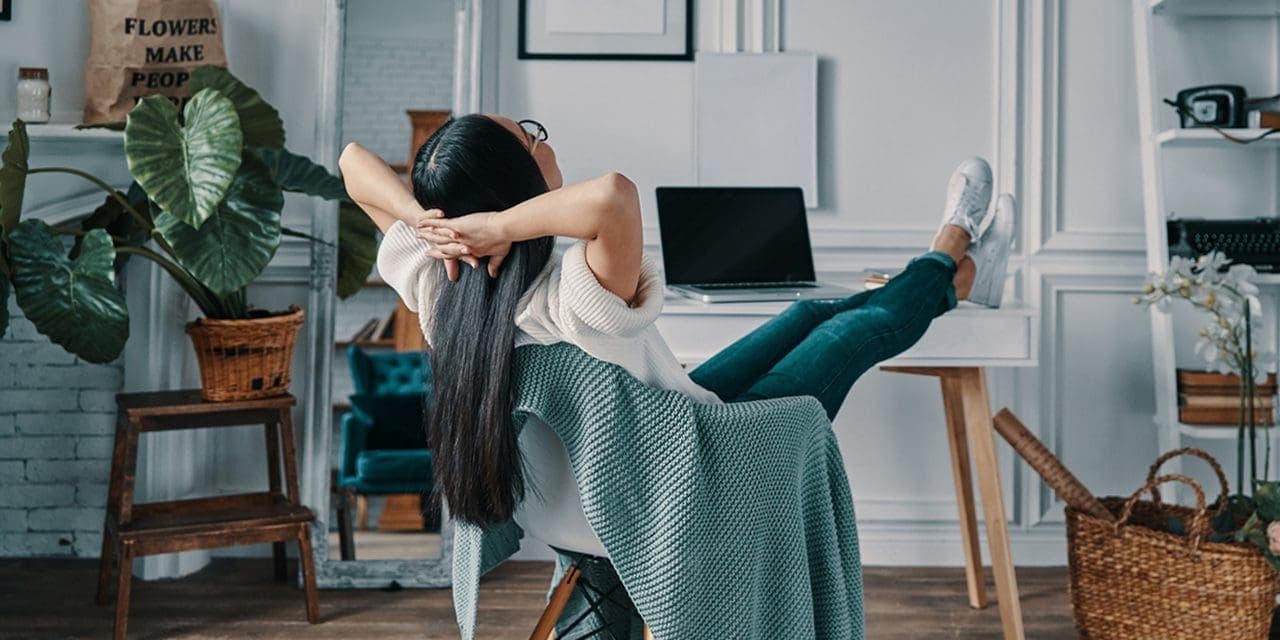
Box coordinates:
[696,282,819,290]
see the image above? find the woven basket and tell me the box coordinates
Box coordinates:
[186,306,304,402]
[1066,447,1276,640]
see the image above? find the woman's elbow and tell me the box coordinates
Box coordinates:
[338,142,366,173]
[594,172,640,219]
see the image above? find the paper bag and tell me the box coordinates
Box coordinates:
[83,0,227,124]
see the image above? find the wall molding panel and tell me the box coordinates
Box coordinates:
[1025,268,1149,527]
[1028,0,1146,255]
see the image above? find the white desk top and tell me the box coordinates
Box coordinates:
[660,293,1036,317]
[656,294,1039,368]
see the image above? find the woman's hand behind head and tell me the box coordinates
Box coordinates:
[417,209,512,279]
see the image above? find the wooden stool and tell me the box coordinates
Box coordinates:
[881,366,1024,640]
[95,390,320,640]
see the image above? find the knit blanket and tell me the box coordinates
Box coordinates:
[450,342,864,639]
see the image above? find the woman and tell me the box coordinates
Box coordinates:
[339,113,1015,528]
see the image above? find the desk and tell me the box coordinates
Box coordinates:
[656,296,1038,640]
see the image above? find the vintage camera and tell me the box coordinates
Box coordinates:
[1175,84,1247,128]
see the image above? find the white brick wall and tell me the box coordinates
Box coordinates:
[341,34,455,164]
[0,298,123,557]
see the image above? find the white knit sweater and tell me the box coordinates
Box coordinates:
[376,221,722,405]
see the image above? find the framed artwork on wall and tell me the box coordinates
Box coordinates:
[0,1,11,21]
[518,0,693,61]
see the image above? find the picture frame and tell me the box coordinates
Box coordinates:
[0,0,11,22]
[518,0,693,61]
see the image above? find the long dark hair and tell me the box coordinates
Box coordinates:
[412,114,553,526]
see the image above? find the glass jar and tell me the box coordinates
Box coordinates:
[17,67,51,123]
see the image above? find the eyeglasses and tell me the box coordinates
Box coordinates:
[518,119,548,153]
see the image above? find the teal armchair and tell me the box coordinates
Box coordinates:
[334,345,435,560]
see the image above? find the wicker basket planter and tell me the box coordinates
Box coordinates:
[186,306,305,402]
[1065,448,1277,640]
[991,412,1279,639]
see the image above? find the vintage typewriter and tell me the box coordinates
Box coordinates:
[1167,217,1280,272]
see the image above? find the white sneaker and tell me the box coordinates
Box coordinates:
[940,157,993,245]
[966,193,1016,308]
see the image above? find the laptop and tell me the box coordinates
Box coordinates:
[656,186,854,303]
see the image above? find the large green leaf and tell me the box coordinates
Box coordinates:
[1255,482,1280,521]
[255,147,348,200]
[0,120,30,240]
[191,66,285,149]
[337,201,378,299]
[125,91,243,229]
[8,220,128,363]
[154,153,283,295]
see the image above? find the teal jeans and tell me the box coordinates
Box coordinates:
[688,251,958,420]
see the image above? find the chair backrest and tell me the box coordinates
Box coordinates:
[346,344,430,396]
[514,418,608,558]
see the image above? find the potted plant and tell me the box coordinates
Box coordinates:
[1136,252,1275,495]
[0,65,378,401]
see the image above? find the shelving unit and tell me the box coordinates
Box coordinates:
[1156,128,1280,147]
[20,123,124,142]
[1151,0,1280,17]
[1132,0,1280,480]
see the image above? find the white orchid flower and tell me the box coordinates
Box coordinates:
[1138,252,1270,382]
[1226,263,1260,297]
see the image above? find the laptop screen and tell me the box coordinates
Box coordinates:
[656,186,816,285]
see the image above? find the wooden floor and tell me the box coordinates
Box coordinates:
[0,558,1076,639]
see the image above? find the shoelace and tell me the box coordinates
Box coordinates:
[949,176,990,240]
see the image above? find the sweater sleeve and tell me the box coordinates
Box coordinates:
[375,220,441,313]
[552,240,664,338]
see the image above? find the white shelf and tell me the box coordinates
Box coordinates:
[1171,419,1280,440]
[1,123,123,142]
[1152,0,1280,17]
[1156,128,1280,147]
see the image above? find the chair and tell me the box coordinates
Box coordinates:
[515,418,653,640]
[450,343,861,640]
[334,345,435,560]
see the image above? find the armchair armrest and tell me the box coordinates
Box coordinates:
[338,410,374,484]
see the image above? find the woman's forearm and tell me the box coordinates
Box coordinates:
[496,173,640,244]
[339,142,419,233]
[497,172,643,300]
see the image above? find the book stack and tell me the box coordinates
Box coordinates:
[344,308,397,347]
[1177,369,1277,426]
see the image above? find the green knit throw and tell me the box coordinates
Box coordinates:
[451,342,864,639]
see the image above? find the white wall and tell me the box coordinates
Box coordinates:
[489,0,1279,565]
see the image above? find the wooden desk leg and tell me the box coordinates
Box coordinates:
[958,368,1024,640]
[265,418,287,582]
[939,376,987,609]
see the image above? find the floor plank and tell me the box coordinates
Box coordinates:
[0,558,1075,638]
